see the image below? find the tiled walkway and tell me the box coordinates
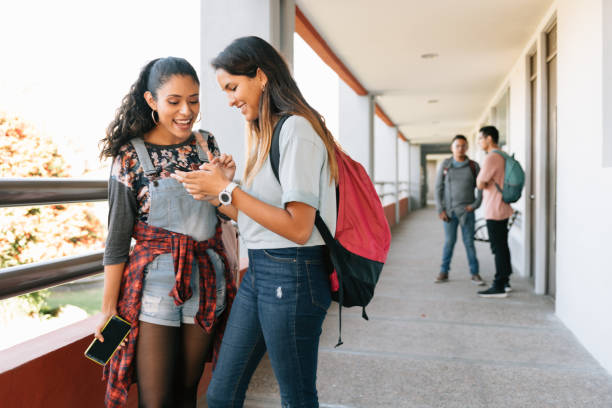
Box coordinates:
[204,208,612,407]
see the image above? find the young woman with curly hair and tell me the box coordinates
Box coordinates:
[97,57,236,408]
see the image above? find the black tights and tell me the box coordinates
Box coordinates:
[136,321,214,408]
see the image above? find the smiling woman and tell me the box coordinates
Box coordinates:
[97,57,237,408]
[171,36,339,408]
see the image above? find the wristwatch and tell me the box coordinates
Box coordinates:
[218,182,239,206]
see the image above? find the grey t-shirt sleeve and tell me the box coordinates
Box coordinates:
[103,168,137,266]
[434,160,447,213]
[278,116,326,209]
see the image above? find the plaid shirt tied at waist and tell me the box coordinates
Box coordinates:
[103,221,236,408]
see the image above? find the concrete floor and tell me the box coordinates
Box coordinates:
[203,208,612,407]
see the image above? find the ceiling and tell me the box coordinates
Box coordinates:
[296,0,554,144]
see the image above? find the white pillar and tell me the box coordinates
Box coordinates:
[338,81,375,178]
[409,144,422,209]
[368,95,375,179]
[395,128,400,223]
[407,142,411,211]
[200,0,295,174]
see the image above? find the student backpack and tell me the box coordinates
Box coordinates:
[492,150,525,203]
[270,115,392,346]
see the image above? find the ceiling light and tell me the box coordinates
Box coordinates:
[428,99,439,104]
[421,53,439,59]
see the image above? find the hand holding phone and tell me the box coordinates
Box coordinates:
[85,315,131,366]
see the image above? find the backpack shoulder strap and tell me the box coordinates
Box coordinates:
[468,159,478,179]
[490,150,505,193]
[441,157,452,179]
[492,149,507,160]
[270,114,333,243]
[269,115,291,182]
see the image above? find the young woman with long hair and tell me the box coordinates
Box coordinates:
[97,57,236,408]
[173,36,338,408]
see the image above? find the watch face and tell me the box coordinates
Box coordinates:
[219,191,231,204]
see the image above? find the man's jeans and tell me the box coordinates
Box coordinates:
[206,246,330,408]
[440,211,479,276]
[486,218,512,289]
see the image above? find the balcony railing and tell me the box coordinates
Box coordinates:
[374,180,414,200]
[1,177,417,301]
[0,178,108,300]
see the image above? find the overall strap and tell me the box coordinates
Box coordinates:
[130,138,157,177]
[194,130,210,162]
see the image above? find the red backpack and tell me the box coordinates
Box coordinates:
[270,115,392,346]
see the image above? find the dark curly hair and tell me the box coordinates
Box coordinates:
[100,57,199,159]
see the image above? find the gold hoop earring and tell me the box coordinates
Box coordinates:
[151,110,159,125]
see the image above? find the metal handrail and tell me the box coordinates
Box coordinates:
[0,250,104,300]
[0,178,108,207]
[374,180,409,185]
[0,178,109,300]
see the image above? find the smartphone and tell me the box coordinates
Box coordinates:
[84,315,131,366]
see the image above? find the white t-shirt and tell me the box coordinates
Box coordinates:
[237,116,337,249]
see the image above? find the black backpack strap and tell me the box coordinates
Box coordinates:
[270,114,345,347]
[269,115,291,183]
[468,159,478,179]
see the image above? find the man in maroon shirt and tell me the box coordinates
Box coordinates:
[476,126,514,298]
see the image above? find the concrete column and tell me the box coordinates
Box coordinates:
[409,144,422,209]
[374,116,396,205]
[407,143,411,211]
[603,0,612,167]
[368,94,375,179]
[338,82,375,178]
[395,128,400,224]
[200,0,295,175]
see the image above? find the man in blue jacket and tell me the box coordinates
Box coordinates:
[434,135,484,285]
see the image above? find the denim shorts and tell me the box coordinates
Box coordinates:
[139,249,226,327]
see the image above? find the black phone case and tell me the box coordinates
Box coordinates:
[84,315,131,366]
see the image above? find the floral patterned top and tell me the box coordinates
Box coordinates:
[103,132,221,265]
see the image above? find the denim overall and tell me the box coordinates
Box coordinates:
[131,137,225,325]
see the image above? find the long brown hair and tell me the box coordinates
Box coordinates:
[211,36,338,185]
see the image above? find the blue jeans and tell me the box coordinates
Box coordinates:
[440,211,479,276]
[206,246,331,408]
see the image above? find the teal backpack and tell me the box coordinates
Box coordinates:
[492,150,525,203]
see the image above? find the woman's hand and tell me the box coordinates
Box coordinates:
[172,153,231,200]
[94,310,128,349]
[207,152,236,181]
